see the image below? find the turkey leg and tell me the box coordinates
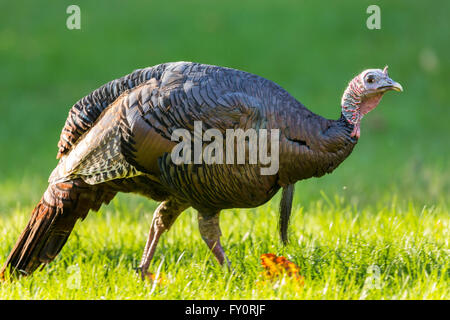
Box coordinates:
[137,198,188,280]
[198,212,230,268]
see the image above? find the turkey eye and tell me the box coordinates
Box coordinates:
[366,75,375,83]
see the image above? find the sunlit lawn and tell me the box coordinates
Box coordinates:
[0,0,448,299]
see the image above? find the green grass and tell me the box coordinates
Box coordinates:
[0,0,449,299]
[0,193,448,299]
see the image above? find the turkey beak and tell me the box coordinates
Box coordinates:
[378,78,403,93]
[388,80,403,92]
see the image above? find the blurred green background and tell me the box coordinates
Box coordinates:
[0,0,448,212]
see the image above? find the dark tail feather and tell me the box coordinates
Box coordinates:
[279,184,295,245]
[0,199,74,278]
[0,180,115,280]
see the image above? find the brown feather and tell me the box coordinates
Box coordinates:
[0,180,115,279]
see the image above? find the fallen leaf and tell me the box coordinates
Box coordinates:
[259,253,304,287]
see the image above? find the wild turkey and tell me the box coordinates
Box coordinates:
[0,62,402,280]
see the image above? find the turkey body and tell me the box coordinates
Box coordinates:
[54,61,356,211]
[1,62,357,278]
